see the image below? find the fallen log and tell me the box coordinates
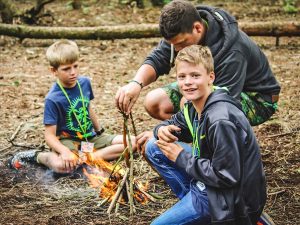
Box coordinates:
[0,21,299,40]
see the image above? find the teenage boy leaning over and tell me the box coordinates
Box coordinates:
[145,45,267,225]
[10,40,136,173]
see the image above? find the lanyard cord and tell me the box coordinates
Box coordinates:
[192,121,200,157]
[184,105,200,156]
[57,80,88,140]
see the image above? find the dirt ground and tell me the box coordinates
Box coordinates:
[0,0,299,224]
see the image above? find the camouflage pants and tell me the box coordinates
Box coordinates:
[162,82,278,126]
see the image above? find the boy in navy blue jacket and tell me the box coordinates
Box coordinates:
[145,45,267,225]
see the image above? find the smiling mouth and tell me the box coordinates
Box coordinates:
[183,88,196,93]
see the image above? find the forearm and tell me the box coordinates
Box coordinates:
[133,64,157,87]
[153,111,192,142]
[89,106,100,131]
[45,133,70,154]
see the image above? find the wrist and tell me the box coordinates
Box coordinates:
[96,127,105,136]
[129,80,143,89]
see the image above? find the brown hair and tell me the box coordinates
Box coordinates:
[46,39,79,69]
[159,0,201,40]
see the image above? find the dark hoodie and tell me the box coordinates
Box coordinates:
[144,5,280,101]
[153,89,267,225]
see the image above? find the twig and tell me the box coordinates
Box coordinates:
[126,180,135,213]
[108,147,127,180]
[268,189,286,196]
[9,122,24,141]
[8,141,44,149]
[130,112,137,136]
[114,191,123,214]
[122,114,130,167]
[266,129,299,138]
[0,145,11,152]
[98,197,110,207]
[134,181,156,202]
[107,169,129,214]
[124,116,135,216]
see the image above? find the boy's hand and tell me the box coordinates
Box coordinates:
[136,131,153,155]
[115,82,141,115]
[157,125,181,143]
[60,148,78,172]
[156,140,183,162]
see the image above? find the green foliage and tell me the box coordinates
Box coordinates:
[151,0,171,6]
[82,6,90,15]
[65,1,74,11]
[0,80,20,87]
[283,0,298,14]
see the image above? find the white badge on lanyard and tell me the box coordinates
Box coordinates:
[81,141,94,153]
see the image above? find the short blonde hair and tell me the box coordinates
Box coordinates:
[175,45,214,73]
[46,39,79,69]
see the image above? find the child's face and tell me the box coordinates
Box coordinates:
[51,62,79,88]
[176,61,214,104]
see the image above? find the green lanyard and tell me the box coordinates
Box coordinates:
[192,122,200,156]
[184,105,207,157]
[57,80,88,140]
[184,105,201,156]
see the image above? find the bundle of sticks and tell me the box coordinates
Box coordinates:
[82,112,156,215]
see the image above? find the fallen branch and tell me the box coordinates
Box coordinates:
[0,21,299,40]
[266,129,300,138]
[9,122,24,142]
[8,141,44,149]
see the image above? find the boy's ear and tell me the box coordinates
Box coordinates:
[209,71,215,85]
[49,66,57,75]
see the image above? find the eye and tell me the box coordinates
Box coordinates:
[177,74,185,80]
[192,73,201,78]
[62,67,70,71]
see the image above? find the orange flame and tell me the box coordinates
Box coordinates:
[82,156,149,204]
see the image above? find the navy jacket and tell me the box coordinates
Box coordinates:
[153,89,267,225]
[144,5,280,101]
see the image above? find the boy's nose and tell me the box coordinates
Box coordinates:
[70,67,77,74]
[184,76,192,84]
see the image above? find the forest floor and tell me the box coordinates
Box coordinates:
[0,0,299,224]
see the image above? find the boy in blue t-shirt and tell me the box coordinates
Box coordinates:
[10,40,136,173]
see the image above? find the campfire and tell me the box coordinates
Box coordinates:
[81,112,155,215]
[83,158,151,206]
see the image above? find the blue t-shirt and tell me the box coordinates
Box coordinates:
[44,76,95,139]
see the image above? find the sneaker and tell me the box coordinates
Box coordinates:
[257,211,275,225]
[8,149,40,170]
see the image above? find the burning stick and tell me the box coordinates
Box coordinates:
[107,169,129,214]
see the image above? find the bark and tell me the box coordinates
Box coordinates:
[0,0,20,23]
[0,0,54,24]
[0,21,299,40]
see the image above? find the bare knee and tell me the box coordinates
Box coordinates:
[144,88,174,120]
